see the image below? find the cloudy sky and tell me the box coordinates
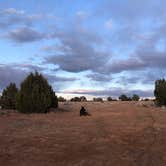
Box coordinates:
[0,0,166,99]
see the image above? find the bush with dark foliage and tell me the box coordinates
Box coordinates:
[107,96,113,101]
[70,97,81,102]
[70,96,87,102]
[80,96,87,101]
[17,72,58,113]
[119,94,129,101]
[132,94,140,101]
[154,79,166,106]
[93,97,103,102]
[58,96,66,102]
[0,83,18,109]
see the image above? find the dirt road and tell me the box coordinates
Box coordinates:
[0,102,165,166]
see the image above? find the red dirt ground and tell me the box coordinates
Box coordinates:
[0,101,166,166]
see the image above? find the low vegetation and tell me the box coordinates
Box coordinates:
[0,83,18,109]
[154,79,166,106]
[132,94,140,101]
[70,96,87,102]
[119,94,140,101]
[16,72,58,113]
[93,97,103,102]
[58,96,66,102]
[1,78,166,113]
[107,96,113,101]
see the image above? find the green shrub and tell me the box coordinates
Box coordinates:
[17,72,58,113]
[132,94,140,101]
[154,79,166,106]
[58,96,66,102]
[70,97,81,102]
[119,94,129,101]
[80,96,87,101]
[93,97,103,102]
[1,83,18,109]
[107,96,113,101]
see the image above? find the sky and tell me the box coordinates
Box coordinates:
[0,0,166,99]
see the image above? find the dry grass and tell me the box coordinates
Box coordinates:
[0,101,166,166]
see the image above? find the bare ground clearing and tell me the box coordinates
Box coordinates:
[0,101,166,166]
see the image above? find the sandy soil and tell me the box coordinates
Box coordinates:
[0,101,166,166]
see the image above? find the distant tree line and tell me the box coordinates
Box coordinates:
[70,96,87,102]
[93,97,103,102]
[118,94,140,101]
[1,78,166,111]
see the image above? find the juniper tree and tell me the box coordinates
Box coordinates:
[17,72,58,113]
[154,79,166,106]
[132,94,140,101]
[1,83,18,109]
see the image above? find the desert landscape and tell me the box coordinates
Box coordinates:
[0,101,166,166]
[1,1,166,166]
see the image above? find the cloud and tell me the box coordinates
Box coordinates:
[46,49,107,73]
[98,0,166,22]
[40,44,71,53]
[15,63,45,71]
[86,73,111,82]
[76,11,89,20]
[1,8,25,15]
[44,26,109,72]
[45,74,78,83]
[60,88,153,98]
[138,50,166,69]
[4,27,45,43]
[0,8,31,29]
[0,64,27,91]
[105,57,146,73]
[1,4,166,98]
[42,5,166,75]
[105,19,113,29]
[0,8,56,30]
[102,32,166,74]
[0,63,78,92]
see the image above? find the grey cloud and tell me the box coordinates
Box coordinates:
[0,8,55,30]
[115,76,141,85]
[0,8,32,29]
[0,65,27,91]
[15,63,46,71]
[105,58,146,73]
[114,72,163,85]
[141,71,166,84]
[43,6,166,75]
[45,74,78,83]
[98,0,166,22]
[46,52,107,73]
[86,73,111,82]
[0,64,78,92]
[4,27,45,43]
[44,26,108,72]
[104,53,166,74]
[139,50,166,68]
[41,44,71,53]
[103,40,166,74]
